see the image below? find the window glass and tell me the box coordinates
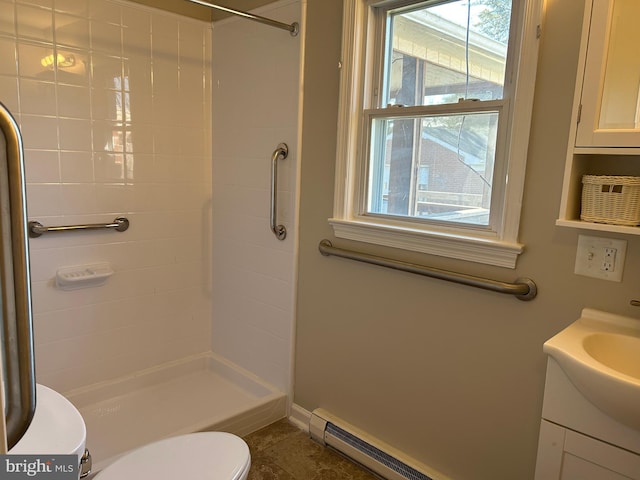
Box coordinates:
[384,0,511,107]
[369,0,511,229]
[367,111,499,225]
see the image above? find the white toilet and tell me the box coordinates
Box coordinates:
[10,384,88,472]
[94,432,251,480]
[12,384,251,480]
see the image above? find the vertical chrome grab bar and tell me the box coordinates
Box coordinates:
[0,102,36,449]
[270,143,288,241]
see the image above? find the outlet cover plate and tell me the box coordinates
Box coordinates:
[574,235,627,282]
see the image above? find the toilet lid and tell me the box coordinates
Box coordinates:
[95,432,250,480]
[10,384,86,458]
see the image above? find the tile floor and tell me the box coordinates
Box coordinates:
[243,419,381,480]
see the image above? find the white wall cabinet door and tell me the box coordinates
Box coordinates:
[576,0,640,148]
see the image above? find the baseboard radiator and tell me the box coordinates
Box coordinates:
[310,408,444,480]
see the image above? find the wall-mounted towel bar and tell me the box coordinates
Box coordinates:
[318,239,537,301]
[28,216,130,238]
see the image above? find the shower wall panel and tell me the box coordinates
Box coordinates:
[0,0,213,392]
[211,0,302,393]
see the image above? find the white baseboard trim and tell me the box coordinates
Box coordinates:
[288,403,311,432]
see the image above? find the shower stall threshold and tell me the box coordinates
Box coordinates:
[63,352,286,474]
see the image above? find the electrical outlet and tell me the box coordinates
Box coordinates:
[602,247,616,272]
[575,235,627,282]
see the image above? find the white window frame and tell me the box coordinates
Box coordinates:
[330,0,544,268]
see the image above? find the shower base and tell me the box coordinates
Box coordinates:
[64,352,286,474]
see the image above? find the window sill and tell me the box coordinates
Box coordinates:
[329,218,523,268]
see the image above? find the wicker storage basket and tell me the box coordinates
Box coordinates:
[581,175,640,226]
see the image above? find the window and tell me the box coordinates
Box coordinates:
[331,0,543,268]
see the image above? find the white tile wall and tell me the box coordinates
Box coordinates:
[211,0,302,393]
[0,0,213,392]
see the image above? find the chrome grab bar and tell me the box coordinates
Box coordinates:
[270,144,288,241]
[319,239,538,301]
[0,102,36,450]
[28,217,130,238]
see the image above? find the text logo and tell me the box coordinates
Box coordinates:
[0,456,77,479]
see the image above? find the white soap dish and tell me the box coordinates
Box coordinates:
[56,263,114,290]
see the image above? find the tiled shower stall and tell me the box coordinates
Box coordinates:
[0,0,302,469]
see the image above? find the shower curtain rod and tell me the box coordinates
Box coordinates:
[184,0,299,36]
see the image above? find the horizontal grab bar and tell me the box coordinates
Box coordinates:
[28,216,130,238]
[318,239,537,301]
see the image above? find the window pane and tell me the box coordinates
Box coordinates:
[385,0,511,107]
[367,112,499,226]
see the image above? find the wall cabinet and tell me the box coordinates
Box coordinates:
[557,0,640,234]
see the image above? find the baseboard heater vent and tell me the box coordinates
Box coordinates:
[310,409,445,480]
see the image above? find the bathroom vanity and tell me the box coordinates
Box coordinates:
[534,309,640,479]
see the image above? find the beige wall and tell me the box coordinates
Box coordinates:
[295,1,640,479]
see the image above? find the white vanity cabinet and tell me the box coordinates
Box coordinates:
[534,359,640,480]
[557,0,640,234]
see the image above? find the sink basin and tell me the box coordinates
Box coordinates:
[583,332,640,380]
[544,309,640,431]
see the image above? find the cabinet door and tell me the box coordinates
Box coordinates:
[562,454,633,480]
[535,420,640,479]
[576,0,640,147]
